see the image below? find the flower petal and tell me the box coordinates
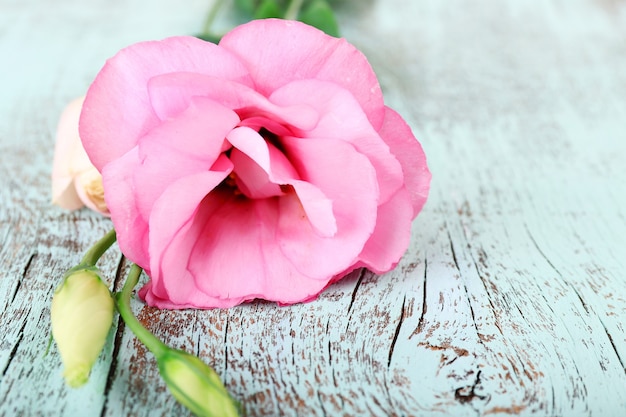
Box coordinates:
[378,107,431,217]
[188,196,332,306]
[277,136,379,279]
[80,36,252,171]
[227,126,336,237]
[144,191,331,308]
[133,97,239,220]
[52,97,90,210]
[144,158,234,306]
[229,148,284,199]
[101,148,150,270]
[270,79,404,205]
[356,186,414,273]
[287,180,337,238]
[52,177,83,211]
[219,19,385,129]
[147,72,318,131]
[144,137,379,308]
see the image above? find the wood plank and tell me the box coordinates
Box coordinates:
[0,0,625,416]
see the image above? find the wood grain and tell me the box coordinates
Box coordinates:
[1,0,625,416]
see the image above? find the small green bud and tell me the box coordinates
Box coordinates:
[51,268,114,388]
[158,349,240,417]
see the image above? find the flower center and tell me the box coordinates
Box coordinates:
[217,125,299,201]
[76,169,109,213]
[220,172,244,197]
[84,177,108,213]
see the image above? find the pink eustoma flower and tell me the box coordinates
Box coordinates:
[80,19,431,309]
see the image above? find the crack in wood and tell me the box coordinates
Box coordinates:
[345,269,366,334]
[100,315,125,417]
[471,259,503,336]
[380,372,398,415]
[449,230,485,341]
[387,296,406,368]
[10,252,36,305]
[598,318,625,371]
[454,370,488,405]
[113,255,127,291]
[224,315,230,377]
[346,269,365,315]
[100,255,130,417]
[316,390,328,417]
[525,224,564,277]
[447,230,460,271]
[1,320,26,377]
[327,339,332,366]
[456,219,501,335]
[412,258,428,339]
[526,224,595,317]
[525,223,626,372]
[191,309,200,357]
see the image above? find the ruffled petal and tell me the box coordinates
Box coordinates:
[287,180,337,238]
[229,148,284,199]
[144,138,379,308]
[101,148,150,270]
[144,189,333,308]
[52,177,83,211]
[186,196,332,306]
[227,126,336,237]
[270,79,403,205]
[80,36,252,170]
[143,157,233,307]
[356,186,414,273]
[133,97,239,220]
[219,19,385,129]
[277,136,379,279]
[147,72,318,131]
[378,107,431,217]
[51,97,89,210]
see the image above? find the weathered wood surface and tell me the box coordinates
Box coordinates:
[1,0,625,415]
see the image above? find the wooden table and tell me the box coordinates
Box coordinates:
[1,0,625,415]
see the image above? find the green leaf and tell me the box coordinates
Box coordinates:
[234,0,257,15]
[254,0,285,19]
[298,0,339,37]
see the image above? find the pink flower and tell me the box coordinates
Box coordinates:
[51,97,109,216]
[80,19,430,309]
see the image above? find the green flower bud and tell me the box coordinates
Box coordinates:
[51,268,114,388]
[158,349,239,417]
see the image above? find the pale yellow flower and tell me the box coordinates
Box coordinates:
[51,97,109,215]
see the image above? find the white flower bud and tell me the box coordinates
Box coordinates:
[51,268,114,388]
[158,349,239,417]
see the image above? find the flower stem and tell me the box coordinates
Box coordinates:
[284,0,305,20]
[115,264,168,358]
[80,229,117,267]
[200,0,226,39]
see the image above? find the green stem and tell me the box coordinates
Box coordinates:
[284,0,305,20]
[200,0,226,38]
[115,264,168,358]
[81,229,117,267]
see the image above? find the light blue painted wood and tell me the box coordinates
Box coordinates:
[1,0,625,416]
